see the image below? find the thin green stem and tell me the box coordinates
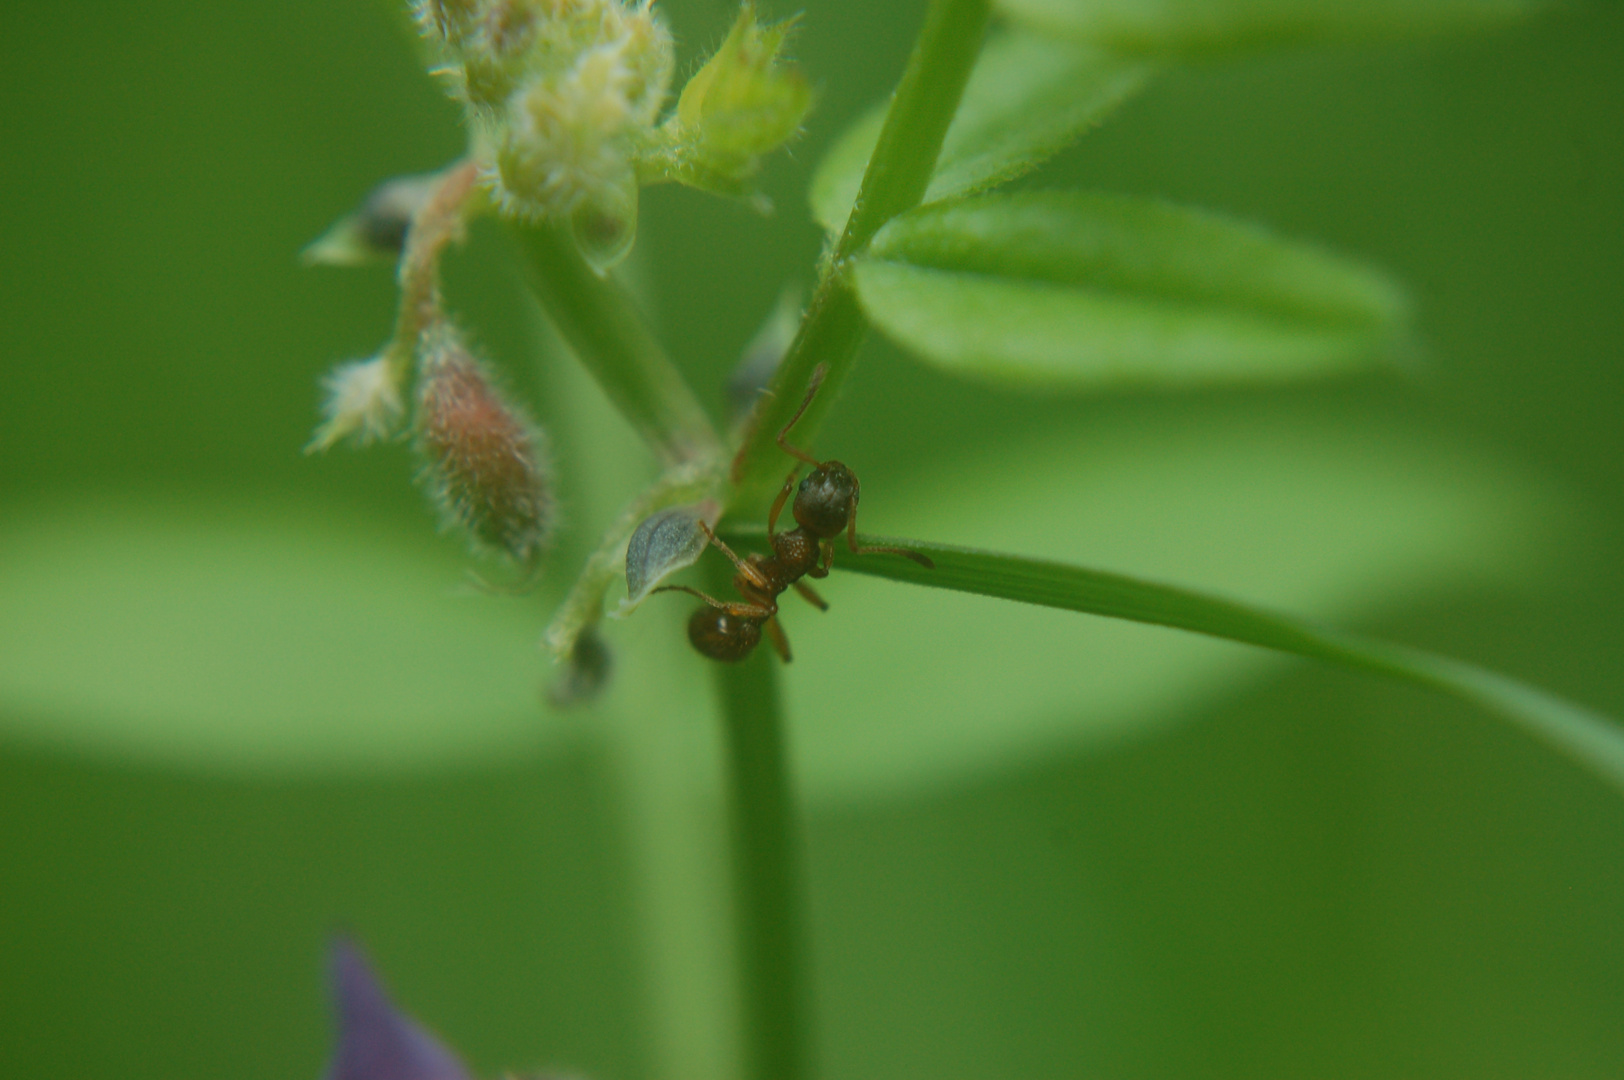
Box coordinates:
[511,220,721,467]
[833,0,992,261]
[731,0,992,501]
[710,576,812,1080]
[698,8,994,1079]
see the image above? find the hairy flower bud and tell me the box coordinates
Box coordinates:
[495,42,638,220]
[307,355,408,452]
[661,3,811,195]
[416,326,554,566]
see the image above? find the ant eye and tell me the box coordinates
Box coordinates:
[688,608,761,662]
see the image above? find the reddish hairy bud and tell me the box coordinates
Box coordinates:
[416,328,554,567]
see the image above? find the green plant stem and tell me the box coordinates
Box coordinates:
[731,0,992,500]
[710,583,812,1080]
[512,220,721,467]
[698,8,994,1076]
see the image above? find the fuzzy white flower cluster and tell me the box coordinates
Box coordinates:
[415,0,674,266]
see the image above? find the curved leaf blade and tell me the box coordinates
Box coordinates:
[996,0,1546,58]
[830,537,1624,798]
[855,191,1411,389]
[0,498,568,773]
[809,32,1151,234]
[620,501,721,616]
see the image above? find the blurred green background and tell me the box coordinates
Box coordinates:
[2,2,1623,1078]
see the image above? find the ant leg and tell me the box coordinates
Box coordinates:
[775,364,828,467]
[697,521,775,593]
[844,478,936,569]
[807,539,833,579]
[767,467,798,537]
[652,585,774,619]
[762,617,793,663]
[791,579,828,611]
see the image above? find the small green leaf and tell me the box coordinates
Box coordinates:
[621,502,721,616]
[0,498,567,773]
[854,191,1410,389]
[810,31,1150,233]
[997,0,1545,57]
[544,459,723,661]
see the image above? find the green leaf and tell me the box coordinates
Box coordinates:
[0,498,567,773]
[854,191,1411,389]
[719,404,1570,802]
[810,31,1150,233]
[621,502,720,615]
[996,0,1546,57]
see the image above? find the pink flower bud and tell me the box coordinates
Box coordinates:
[416,328,554,567]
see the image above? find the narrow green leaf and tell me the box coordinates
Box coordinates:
[719,405,1564,801]
[855,191,1410,389]
[829,536,1624,798]
[809,31,1150,233]
[997,0,1546,57]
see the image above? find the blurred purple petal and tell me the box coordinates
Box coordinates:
[326,938,473,1080]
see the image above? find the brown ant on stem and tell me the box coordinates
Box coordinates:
[657,365,935,663]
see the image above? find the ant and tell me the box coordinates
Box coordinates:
[657,364,935,662]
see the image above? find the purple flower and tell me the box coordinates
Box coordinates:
[325,939,472,1080]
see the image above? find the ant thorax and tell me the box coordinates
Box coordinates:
[769,528,820,578]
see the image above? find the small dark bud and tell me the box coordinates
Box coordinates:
[547,624,614,707]
[303,173,442,267]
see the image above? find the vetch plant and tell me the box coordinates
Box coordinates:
[294,2,1619,1080]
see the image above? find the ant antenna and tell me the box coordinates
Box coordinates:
[696,520,775,594]
[776,364,828,467]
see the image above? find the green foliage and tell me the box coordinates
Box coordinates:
[2,1,1621,1080]
[852,191,1411,388]
[997,0,1547,56]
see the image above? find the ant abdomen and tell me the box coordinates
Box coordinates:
[793,461,857,538]
[688,607,762,662]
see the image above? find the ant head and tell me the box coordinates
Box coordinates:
[686,607,761,662]
[793,461,857,539]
